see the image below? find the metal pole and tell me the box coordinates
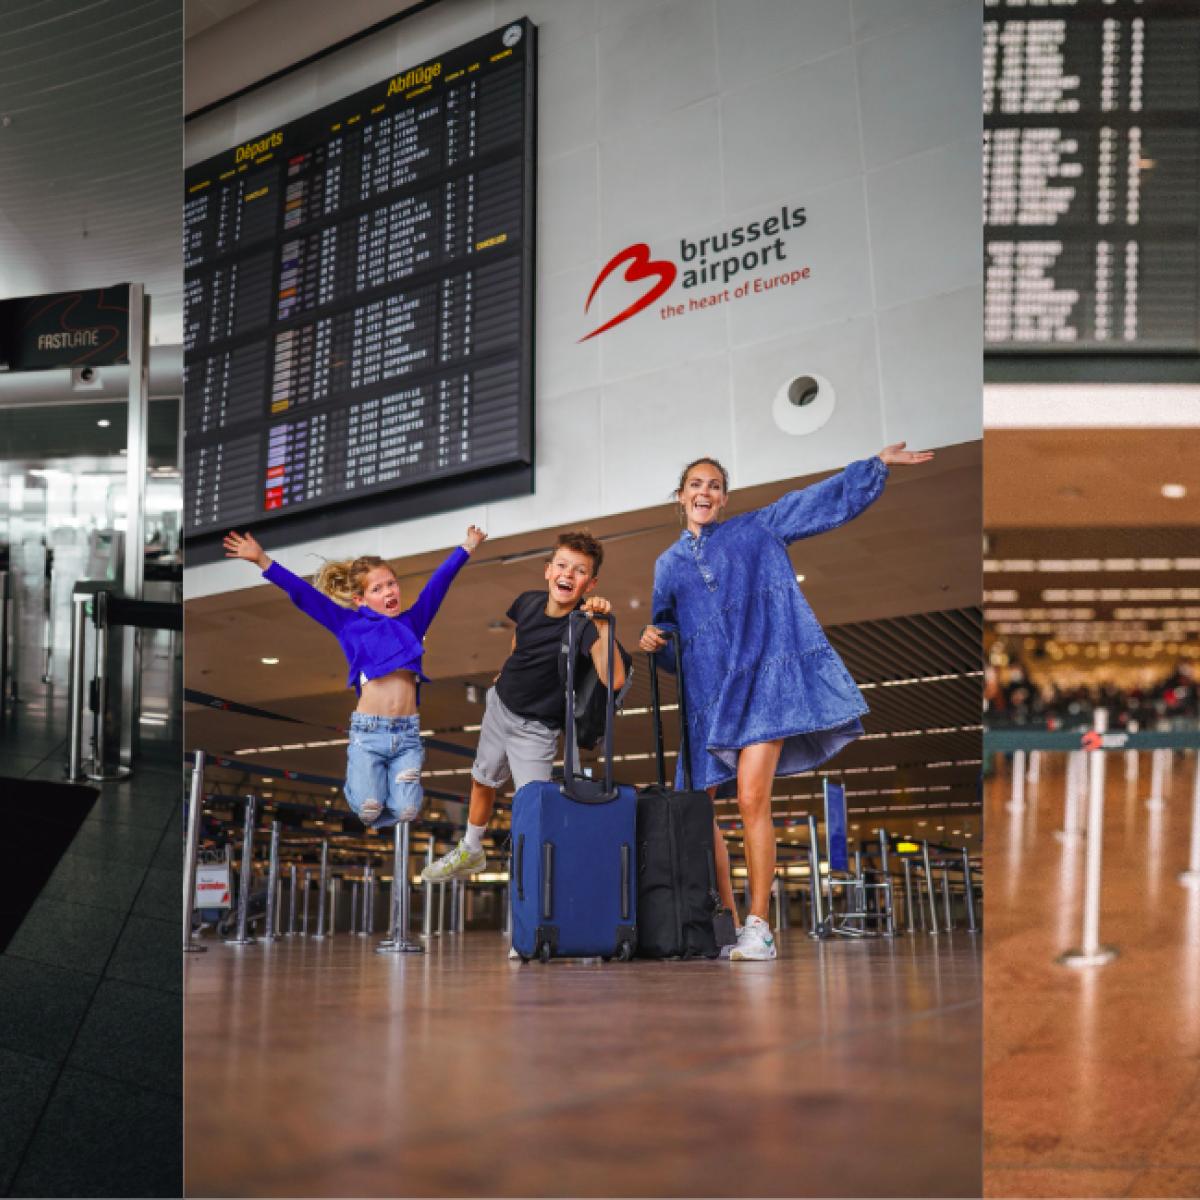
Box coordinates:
[903,857,916,934]
[329,876,339,938]
[1057,751,1083,841]
[1147,749,1167,810]
[0,571,8,710]
[365,868,376,935]
[921,840,940,935]
[1060,709,1117,966]
[1028,750,1041,785]
[456,879,466,934]
[962,847,979,933]
[121,283,149,775]
[301,871,311,935]
[449,877,461,935]
[422,841,435,938]
[379,819,423,954]
[274,877,283,937]
[286,864,298,935]
[941,866,954,931]
[1007,749,1026,812]
[66,593,89,780]
[1179,753,1200,888]
[182,751,207,954]
[261,819,280,942]
[437,881,447,935]
[224,795,257,945]
[1126,720,1140,782]
[312,841,330,938]
[878,829,895,937]
[807,814,826,937]
[350,881,360,935]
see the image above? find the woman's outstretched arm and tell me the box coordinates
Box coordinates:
[756,444,932,544]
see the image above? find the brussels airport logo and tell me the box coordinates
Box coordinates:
[580,203,809,342]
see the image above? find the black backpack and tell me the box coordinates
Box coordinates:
[558,611,634,750]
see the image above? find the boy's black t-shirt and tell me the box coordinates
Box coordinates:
[495,590,599,727]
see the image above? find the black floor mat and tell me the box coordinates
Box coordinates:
[0,778,99,953]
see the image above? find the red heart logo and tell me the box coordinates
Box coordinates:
[579,243,677,342]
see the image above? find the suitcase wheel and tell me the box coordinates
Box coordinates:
[538,941,552,963]
[616,943,633,963]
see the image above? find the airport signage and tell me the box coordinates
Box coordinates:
[0,285,131,371]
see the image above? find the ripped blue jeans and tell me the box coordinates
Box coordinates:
[344,713,425,829]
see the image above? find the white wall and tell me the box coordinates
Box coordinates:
[185,0,982,598]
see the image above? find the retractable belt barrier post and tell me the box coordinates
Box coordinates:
[1179,756,1200,889]
[921,840,940,935]
[903,858,916,934]
[301,871,311,936]
[286,864,298,935]
[806,814,828,939]
[941,867,954,931]
[963,847,979,933]
[312,841,330,939]
[329,876,340,938]
[1147,748,1168,810]
[878,828,896,938]
[378,819,423,954]
[66,588,181,782]
[262,819,281,943]
[0,571,14,710]
[350,881,361,935]
[364,867,376,935]
[422,842,435,938]
[1059,709,1118,967]
[183,751,207,954]
[1007,749,1027,813]
[224,795,258,946]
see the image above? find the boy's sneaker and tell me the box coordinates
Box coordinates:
[729,915,777,961]
[421,839,486,882]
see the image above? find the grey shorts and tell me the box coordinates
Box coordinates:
[472,687,559,794]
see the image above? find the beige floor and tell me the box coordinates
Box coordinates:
[186,925,981,1197]
[985,751,1200,1198]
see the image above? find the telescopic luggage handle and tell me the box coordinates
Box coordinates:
[646,629,692,791]
[561,609,619,803]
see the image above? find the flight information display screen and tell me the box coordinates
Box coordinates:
[183,21,535,546]
[984,0,1200,356]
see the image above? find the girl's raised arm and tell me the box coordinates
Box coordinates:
[403,525,486,638]
[226,531,349,634]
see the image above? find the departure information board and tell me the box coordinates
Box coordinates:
[183,22,535,548]
[984,0,1200,356]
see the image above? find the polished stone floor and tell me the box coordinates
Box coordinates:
[0,633,181,1198]
[186,927,981,1198]
[985,751,1200,1198]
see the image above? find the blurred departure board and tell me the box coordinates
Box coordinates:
[984,1,1200,355]
[183,21,535,545]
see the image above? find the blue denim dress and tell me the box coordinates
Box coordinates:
[651,456,889,791]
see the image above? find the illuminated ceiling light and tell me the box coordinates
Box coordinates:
[1162,483,1187,499]
[261,656,279,665]
[795,574,806,583]
[97,419,111,428]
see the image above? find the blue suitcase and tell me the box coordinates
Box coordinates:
[511,612,638,962]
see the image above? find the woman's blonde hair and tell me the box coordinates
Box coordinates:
[314,555,393,607]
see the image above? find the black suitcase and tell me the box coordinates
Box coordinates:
[635,631,735,959]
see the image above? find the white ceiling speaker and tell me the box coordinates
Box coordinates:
[772,373,835,436]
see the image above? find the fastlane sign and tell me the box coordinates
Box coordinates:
[0,285,131,370]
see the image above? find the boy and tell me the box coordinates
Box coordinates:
[422,530,626,881]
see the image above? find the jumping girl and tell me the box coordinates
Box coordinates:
[639,444,933,960]
[223,526,487,829]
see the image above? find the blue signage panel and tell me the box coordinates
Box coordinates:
[823,778,849,874]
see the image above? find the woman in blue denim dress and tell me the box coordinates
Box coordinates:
[223,525,486,828]
[639,445,932,960]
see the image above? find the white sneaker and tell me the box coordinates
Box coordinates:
[421,839,486,882]
[508,945,520,960]
[729,916,777,961]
